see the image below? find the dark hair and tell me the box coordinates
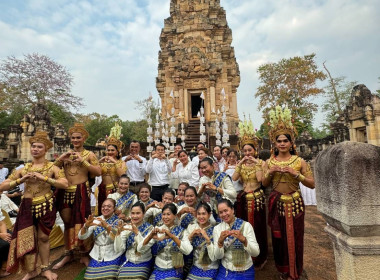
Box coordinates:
[242,143,256,151]
[119,174,130,183]
[227,149,239,159]
[104,198,116,208]
[107,144,121,159]
[213,145,222,151]
[178,150,188,157]
[221,147,229,153]
[155,143,165,150]
[163,188,176,198]
[131,201,146,213]
[200,157,214,166]
[184,186,197,196]
[217,198,234,209]
[259,149,271,161]
[178,182,189,189]
[197,147,209,155]
[162,203,177,215]
[197,142,206,148]
[139,183,151,193]
[275,134,296,155]
[175,143,183,148]
[196,202,212,214]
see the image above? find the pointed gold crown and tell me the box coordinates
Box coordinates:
[106,121,124,153]
[238,115,259,149]
[29,130,53,150]
[69,123,89,139]
[268,106,297,143]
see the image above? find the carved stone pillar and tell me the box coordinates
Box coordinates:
[315,142,380,280]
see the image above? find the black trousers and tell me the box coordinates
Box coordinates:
[151,184,169,202]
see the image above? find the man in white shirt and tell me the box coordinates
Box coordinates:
[0,162,8,183]
[122,141,147,194]
[191,142,206,167]
[146,144,171,201]
[213,145,226,171]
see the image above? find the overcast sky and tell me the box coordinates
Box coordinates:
[0,0,379,129]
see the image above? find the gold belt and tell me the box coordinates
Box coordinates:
[279,190,301,204]
[66,181,89,192]
[246,189,264,201]
[32,191,53,205]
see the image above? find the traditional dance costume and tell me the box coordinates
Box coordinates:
[108,191,138,218]
[115,222,154,279]
[138,224,192,280]
[213,218,260,279]
[184,223,218,280]
[78,214,123,279]
[234,162,268,267]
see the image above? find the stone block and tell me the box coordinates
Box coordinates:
[315,141,380,237]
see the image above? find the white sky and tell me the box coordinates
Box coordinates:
[0,0,379,129]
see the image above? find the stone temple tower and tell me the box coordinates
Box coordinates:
[156,0,240,148]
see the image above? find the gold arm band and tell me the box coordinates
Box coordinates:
[47,178,56,186]
[9,180,18,189]
[16,178,21,185]
[235,166,241,173]
[264,171,273,179]
[298,174,306,182]
[81,160,91,167]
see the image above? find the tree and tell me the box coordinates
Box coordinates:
[255,53,326,133]
[0,53,83,112]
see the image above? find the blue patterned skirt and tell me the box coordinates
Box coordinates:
[149,265,183,280]
[84,255,125,279]
[186,265,218,280]
[215,264,255,280]
[118,258,153,279]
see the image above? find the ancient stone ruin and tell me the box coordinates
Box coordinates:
[156,0,240,148]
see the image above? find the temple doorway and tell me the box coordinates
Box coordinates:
[191,94,202,119]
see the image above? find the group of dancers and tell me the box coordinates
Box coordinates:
[0,106,315,280]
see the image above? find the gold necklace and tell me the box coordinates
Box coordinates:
[65,150,89,176]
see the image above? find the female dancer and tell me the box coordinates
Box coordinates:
[263,106,314,280]
[115,202,154,279]
[232,136,267,269]
[197,147,209,177]
[185,202,218,280]
[97,139,127,215]
[224,149,243,194]
[177,186,198,229]
[108,175,138,220]
[144,189,176,227]
[138,203,192,280]
[138,183,155,209]
[172,150,199,188]
[78,198,123,280]
[213,199,260,280]
[174,182,188,207]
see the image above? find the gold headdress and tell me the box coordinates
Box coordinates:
[106,121,124,153]
[268,106,297,143]
[29,131,53,150]
[69,123,89,139]
[238,115,259,150]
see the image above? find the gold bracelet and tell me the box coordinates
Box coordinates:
[44,176,48,182]
[81,160,91,167]
[9,180,17,189]
[264,171,272,179]
[298,174,306,182]
[235,166,241,173]
[16,178,21,185]
[47,178,56,186]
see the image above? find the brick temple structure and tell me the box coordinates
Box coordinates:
[156,0,240,148]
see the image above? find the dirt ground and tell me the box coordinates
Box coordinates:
[4,206,336,280]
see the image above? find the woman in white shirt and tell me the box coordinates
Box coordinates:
[78,198,123,280]
[138,203,192,280]
[213,199,260,279]
[115,201,153,280]
[172,150,200,188]
[185,202,218,280]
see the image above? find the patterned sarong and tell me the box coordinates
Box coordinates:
[215,264,255,279]
[84,254,125,279]
[187,265,218,280]
[149,266,183,280]
[118,259,153,279]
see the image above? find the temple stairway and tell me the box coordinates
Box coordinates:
[185,119,200,151]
